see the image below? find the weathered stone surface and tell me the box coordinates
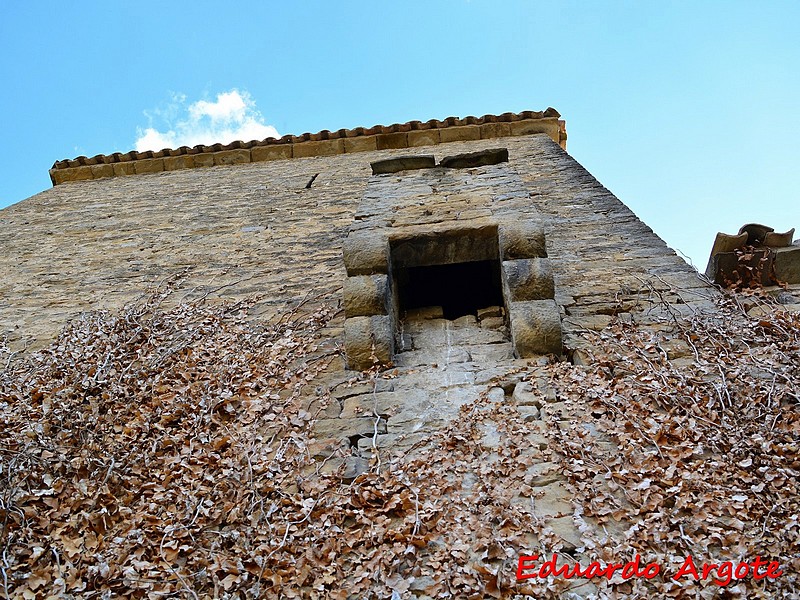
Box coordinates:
[508,117,560,142]
[375,132,407,150]
[479,122,512,139]
[480,316,505,329]
[342,456,370,481]
[192,153,215,167]
[51,165,94,183]
[342,232,389,275]
[344,315,394,370]
[133,158,164,174]
[112,162,136,176]
[407,129,440,147]
[163,155,196,171]
[313,416,388,439]
[404,306,443,320]
[340,391,399,419]
[389,225,499,268]
[512,381,541,407]
[774,245,800,283]
[499,222,547,259]
[251,144,292,162]
[293,139,345,158]
[343,274,389,317]
[547,515,584,551]
[213,149,251,166]
[370,155,436,175]
[439,125,481,143]
[477,306,502,320]
[439,148,509,169]
[90,164,115,179]
[508,299,562,357]
[452,314,477,328]
[344,136,378,153]
[502,258,555,301]
[518,405,540,421]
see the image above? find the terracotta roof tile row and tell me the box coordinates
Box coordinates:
[49,109,566,184]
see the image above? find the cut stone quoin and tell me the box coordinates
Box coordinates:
[343,274,390,317]
[502,258,556,302]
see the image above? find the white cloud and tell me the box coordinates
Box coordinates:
[135,89,279,152]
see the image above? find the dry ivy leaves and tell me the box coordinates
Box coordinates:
[550,291,799,598]
[1,282,798,599]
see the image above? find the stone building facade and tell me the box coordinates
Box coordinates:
[2,109,766,596]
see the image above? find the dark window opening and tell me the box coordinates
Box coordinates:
[396,259,504,320]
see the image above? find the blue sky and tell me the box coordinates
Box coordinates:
[1,1,798,268]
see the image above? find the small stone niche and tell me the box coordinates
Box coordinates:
[342,223,563,370]
[391,226,503,321]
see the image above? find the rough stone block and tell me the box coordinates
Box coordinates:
[439,125,481,143]
[90,164,114,179]
[453,314,477,327]
[390,225,499,268]
[342,233,389,276]
[133,158,165,175]
[439,147,508,169]
[512,381,542,407]
[54,166,93,183]
[499,222,547,259]
[774,245,800,283]
[479,122,512,139]
[163,155,195,171]
[344,136,378,153]
[343,274,389,317]
[405,306,443,320]
[344,315,394,370]
[340,391,398,419]
[480,316,505,330]
[214,149,251,166]
[407,129,440,147]
[192,153,216,168]
[502,258,555,301]
[375,132,408,150]
[313,417,387,439]
[251,144,293,162]
[477,306,503,320]
[112,162,136,177]
[508,300,562,357]
[509,117,560,142]
[371,155,435,175]
[342,456,371,481]
[293,139,345,158]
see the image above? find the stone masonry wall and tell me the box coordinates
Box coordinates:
[1,133,713,597]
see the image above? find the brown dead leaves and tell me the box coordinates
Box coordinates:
[551,291,799,598]
[1,283,798,598]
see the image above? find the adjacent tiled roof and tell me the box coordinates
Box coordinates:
[49,108,566,185]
